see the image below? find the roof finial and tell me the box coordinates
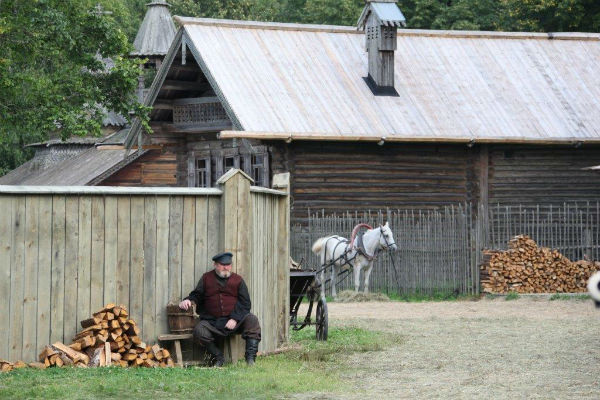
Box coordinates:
[91,3,113,17]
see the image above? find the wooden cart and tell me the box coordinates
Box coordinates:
[289,270,328,341]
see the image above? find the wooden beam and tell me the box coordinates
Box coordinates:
[153,100,173,110]
[170,64,201,73]
[150,122,232,134]
[161,80,210,92]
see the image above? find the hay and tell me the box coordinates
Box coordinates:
[335,290,390,303]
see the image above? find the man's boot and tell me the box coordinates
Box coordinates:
[204,341,225,367]
[244,338,260,366]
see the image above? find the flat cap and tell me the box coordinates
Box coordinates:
[212,252,233,265]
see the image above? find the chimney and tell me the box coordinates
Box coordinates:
[357,0,406,95]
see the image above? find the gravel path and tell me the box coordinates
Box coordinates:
[296,297,600,399]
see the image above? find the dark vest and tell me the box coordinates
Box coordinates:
[203,271,242,318]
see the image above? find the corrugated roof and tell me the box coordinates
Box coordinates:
[132,1,177,56]
[173,18,600,143]
[0,147,145,186]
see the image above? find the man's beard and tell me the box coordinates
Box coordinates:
[216,269,231,278]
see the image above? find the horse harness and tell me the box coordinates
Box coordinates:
[323,228,387,271]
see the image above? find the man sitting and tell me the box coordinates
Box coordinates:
[179,252,261,366]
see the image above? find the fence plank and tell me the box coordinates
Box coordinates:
[168,196,183,304]
[36,196,52,357]
[181,197,196,299]
[77,196,92,330]
[90,197,105,313]
[0,196,13,359]
[9,196,25,361]
[207,196,220,266]
[50,195,65,344]
[194,196,208,283]
[130,197,145,324]
[143,197,157,345]
[116,197,131,307]
[104,197,118,305]
[155,197,170,335]
[22,196,39,361]
[64,196,79,346]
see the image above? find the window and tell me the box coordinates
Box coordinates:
[189,147,269,188]
[251,154,266,187]
[195,158,210,187]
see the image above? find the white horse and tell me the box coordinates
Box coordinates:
[311,222,398,299]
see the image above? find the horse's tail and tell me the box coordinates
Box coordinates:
[311,237,326,255]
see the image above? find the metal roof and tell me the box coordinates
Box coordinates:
[169,18,600,144]
[0,147,145,186]
[132,1,177,56]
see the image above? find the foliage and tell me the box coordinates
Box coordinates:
[167,0,600,32]
[549,293,591,301]
[0,327,393,399]
[386,290,480,302]
[505,292,520,300]
[0,0,148,175]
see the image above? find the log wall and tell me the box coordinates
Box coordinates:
[270,142,477,223]
[488,146,600,205]
[101,150,179,186]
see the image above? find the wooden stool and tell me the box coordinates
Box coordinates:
[157,333,192,367]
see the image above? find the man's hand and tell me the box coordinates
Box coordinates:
[225,319,237,330]
[179,299,191,310]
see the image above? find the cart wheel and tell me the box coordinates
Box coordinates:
[315,299,328,341]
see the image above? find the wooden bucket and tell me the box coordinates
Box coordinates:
[166,303,198,334]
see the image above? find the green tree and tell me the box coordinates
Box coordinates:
[169,0,281,22]
[0,0,147,175]
[302,0,363,25]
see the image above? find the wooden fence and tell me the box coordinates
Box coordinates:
[291,202,600,296]
[0,169,289,363]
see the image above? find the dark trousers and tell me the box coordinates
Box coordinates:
[193,313,261,346]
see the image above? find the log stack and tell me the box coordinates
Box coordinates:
[480,235,600,293]
[36,303,174,369]
[0,360,28,372]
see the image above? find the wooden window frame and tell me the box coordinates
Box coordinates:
[188,151,212,188]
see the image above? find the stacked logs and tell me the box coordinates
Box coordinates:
[35,303,174,369]
[0,360,29,372]
[480,235,600,293]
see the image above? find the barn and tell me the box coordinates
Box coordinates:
[113,4,600,228]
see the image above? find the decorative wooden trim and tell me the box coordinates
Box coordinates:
[249,186,286,196]
[219,131,600,145]
[0,186,223,196]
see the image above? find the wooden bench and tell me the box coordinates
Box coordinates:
[157,333,192,367]
[158,333,244,367]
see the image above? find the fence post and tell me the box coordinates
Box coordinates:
[217,168,253,363]
[273,173,290,347]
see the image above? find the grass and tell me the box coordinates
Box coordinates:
[324,291,479,303]
[382,291,479,302]
[505,292,520,301]
[0,327,395,400]
[549,293,591,301]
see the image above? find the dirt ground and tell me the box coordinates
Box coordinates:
[296,297,600,399]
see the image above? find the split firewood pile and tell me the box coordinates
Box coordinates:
[1,303,174,372]
[480,235,600,294]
